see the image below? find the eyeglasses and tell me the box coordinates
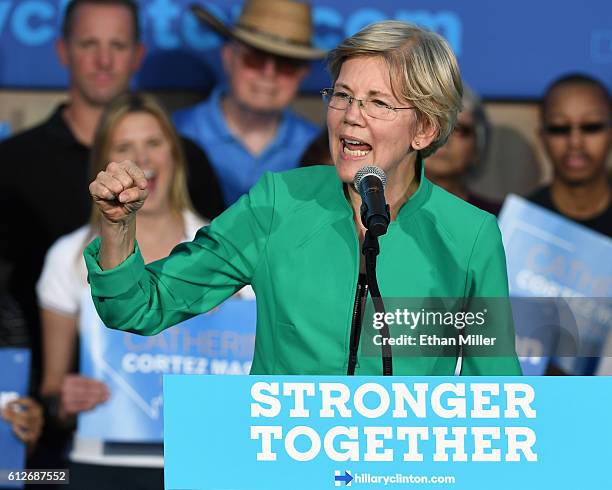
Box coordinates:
[321,88,415,121]
[236,44,305,76]
[452,123,475,138]
[543,122,610,136]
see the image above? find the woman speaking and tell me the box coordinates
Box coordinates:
[85,21,520,376]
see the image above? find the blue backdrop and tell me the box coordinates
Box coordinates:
[0,0,610,97]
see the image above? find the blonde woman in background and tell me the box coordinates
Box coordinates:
[37,93,205,489]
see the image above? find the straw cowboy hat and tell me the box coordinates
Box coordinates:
[190,0,326,60]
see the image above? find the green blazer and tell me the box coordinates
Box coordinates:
[84,164,521,375]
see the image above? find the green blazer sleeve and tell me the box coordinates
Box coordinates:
[461,214,522,375]
[83,172,275,336]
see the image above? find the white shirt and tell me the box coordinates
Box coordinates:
[36,210,205,467]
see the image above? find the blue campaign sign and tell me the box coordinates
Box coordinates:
[0,348,30,488]
[78,294,256,442]
[0,0,610,97]
[0,121,11,141]
[498,195,612,375]
[164,375,612,489]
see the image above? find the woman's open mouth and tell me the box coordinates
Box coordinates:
[342,137,372,157]
[143,169,158,192]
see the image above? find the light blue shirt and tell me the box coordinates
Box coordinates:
[173,86,320,205]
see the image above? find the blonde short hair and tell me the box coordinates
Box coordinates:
[89,92,193,227]
[327,20,463,158]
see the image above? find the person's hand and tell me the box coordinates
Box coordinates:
[60,375,110,416]
[1,397,44,445]
[89,160,149,224]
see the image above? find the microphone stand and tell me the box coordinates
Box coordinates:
[362,229,393,376]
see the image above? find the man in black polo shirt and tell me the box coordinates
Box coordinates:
[0,1,150,480]
[0,0,224,393]
[0,0,147,396]
[0,1,224,481]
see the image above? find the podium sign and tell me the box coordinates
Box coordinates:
[164,375,612,489]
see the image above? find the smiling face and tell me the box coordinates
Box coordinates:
[108,112,175,214]
[57,4,144,107]
[541,82,611,186]
[327,56,435,186]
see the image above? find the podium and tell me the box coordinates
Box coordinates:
[164,375,612,489]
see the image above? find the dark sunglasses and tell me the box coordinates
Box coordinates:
[453,123,475,137]
[238,46,305,76]
[543,122,610,136]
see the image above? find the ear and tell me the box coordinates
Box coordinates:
[295,63,311,83]
[56,39,69,67]
[538,124,553,155]
[131,43,146,71]
[221,43,234,74]
[410,118,438,151]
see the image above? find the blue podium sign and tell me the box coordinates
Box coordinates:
[78,294,256,442]
[164,375,612,489]
[0,348,30,488]
[499,195,612,375]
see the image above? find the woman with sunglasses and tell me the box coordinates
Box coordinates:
[85,21,521,376]
[424,86,501,216]
[529,73,611,237]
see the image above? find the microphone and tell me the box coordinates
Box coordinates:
[353,166,390,237]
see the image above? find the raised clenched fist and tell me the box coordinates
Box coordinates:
[89,160,149,224]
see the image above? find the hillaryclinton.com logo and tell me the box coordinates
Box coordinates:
[333,471,457,486]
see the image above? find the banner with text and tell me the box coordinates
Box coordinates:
[499,195,612,375]
[164,375,612,489]
[0,1,611,97]
[78,294,256,442]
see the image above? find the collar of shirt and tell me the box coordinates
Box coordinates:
[203,85,295,158]
[332,152,431,223]
[45,104,89,151]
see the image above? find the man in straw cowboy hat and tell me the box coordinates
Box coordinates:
[174,0,325,205]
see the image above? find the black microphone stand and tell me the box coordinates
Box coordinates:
[362,228,393,376]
